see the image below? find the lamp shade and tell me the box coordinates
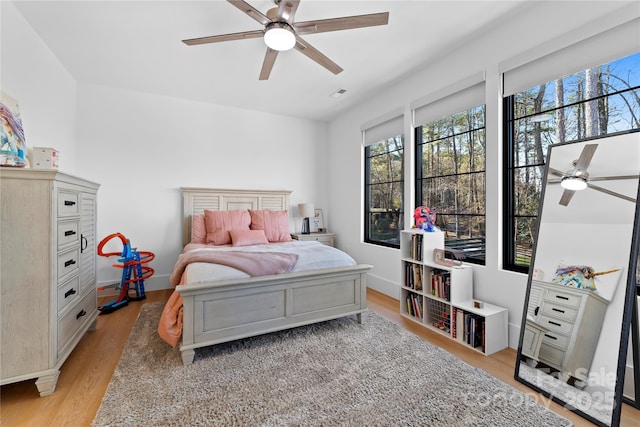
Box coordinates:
[298,203,315,218]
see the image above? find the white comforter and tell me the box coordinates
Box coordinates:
[183,240,356,285]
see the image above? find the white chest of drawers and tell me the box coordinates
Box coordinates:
[528,280,608,383]
[0,169,100,396]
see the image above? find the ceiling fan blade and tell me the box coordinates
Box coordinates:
[588,174,640,182]
[588,183,637,203]
[573,143,598,174]
[278,0,300,23]
[259,48,279,80]
[559,189,575,206]
[295,12,389,35]
[182,30,264,46]
[227,0,271,26]
[294,36,343,75]
[548,167,567,178]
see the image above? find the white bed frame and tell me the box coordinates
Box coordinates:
[176,187,371,365]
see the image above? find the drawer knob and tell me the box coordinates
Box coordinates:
[76,309,86,320]
[548,320,562,327]
[64,259,77,268]
[64,230,77,237]
[544,334,558,340]
[64,288,77,299]
[64,200,76,206]
[555,295,569,301]
[552,308,565,314]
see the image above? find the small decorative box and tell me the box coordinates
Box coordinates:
[31,147,59,169]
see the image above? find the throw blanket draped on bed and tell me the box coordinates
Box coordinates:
[169,248,299,286]
[159,246,299,347]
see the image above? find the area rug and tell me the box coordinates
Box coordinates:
[93,302,572,426]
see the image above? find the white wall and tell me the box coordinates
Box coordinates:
[1,1,78,171]
[74,83,328,290]
[326,1,640,348]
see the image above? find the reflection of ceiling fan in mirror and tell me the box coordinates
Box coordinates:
[548,143,639,206]
[182,0,389,80]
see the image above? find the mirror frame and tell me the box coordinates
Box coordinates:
[514,135,640,427]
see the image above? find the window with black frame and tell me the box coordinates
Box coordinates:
[415,104,486,264]
[364,135,404,248]
[503,51,640,273]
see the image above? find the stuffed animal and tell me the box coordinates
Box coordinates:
[413,206,438,232]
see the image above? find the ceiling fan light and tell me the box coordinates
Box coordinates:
[561,176,588,191]
[264,23,295,51]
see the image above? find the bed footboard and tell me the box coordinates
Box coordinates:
[176,264,371,365]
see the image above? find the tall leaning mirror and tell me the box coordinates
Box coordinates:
[515,132,640,427]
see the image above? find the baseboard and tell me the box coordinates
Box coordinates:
[97,274,172,298]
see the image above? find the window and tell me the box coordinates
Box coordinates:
[364,135,404,248]
[504,51,640,273]
[415,104,486,264]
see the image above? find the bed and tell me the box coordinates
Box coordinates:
[160,187,372,365]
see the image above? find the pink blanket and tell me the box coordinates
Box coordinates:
[159,247,298,347]
[169,247,299,286]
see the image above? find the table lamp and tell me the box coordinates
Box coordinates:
[298,203,315,234]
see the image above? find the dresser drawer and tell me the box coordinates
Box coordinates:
[542,330,570,350]
[57,220,80,249]
[57,288,96,354]
[544,288,582,308]
[57,190,79,217]
[541,303,578,322]
[57,275,80,315]
[57,247,80,282]
[539,342,566,367]
[539,314,575,335]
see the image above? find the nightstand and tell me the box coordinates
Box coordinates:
[291,232,335,247]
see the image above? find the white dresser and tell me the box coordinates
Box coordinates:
[0,169,100,396]
[527,280,608,383]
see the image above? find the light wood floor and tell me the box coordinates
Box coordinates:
[1,288,639,426]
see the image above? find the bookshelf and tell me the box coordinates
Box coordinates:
[399,229,508,355]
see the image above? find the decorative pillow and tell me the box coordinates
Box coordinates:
[191,214,206,244]
[204,209,251,245]
[249,209,292,242]
[229,229,269,247]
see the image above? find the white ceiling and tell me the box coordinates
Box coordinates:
[11,0,530,122]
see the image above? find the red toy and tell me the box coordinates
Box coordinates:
[97,233,155,314]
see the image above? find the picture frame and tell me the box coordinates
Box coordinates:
[311,209,325,233]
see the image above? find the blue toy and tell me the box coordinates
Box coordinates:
[97,233,155,314]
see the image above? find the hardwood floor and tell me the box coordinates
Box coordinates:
[1,288,639,426]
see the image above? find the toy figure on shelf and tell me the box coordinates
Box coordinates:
[413,206,439,232]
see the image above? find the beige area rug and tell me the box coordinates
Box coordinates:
[93,302,572,426]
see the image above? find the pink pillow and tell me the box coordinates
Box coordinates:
[229,229,269,247]
[191,214,206,244]
[204,209,251,245]
[249,209,292,242]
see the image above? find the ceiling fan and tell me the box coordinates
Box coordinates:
[548,143,639,206]
[182,0,389,80]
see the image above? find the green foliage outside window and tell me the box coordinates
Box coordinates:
[365,135,404,247]
[505,52,640,272]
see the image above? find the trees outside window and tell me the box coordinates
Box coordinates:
[364,135,404,248]
[415,105,486,264]
[504,52,640,273]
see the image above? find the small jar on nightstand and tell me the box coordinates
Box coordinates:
[291,232,335,247]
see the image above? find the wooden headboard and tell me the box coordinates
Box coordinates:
[180,187,292,246]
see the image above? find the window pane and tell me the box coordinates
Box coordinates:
[416,103,486,265]
[504,52,640,272]
[365,135,404,248]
